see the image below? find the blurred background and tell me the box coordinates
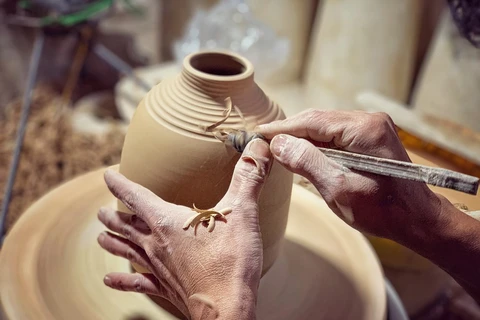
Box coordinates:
[1,0,480,319]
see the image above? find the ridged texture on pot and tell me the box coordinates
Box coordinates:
[118,51,293,274]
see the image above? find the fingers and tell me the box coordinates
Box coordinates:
[270,134,343,195]
[256,109,355,148]
[98,207,149,246]
[223,139,273,204]
[104,169,167,228]
[104,272,166,296]
[97,231,151,271]
[256,110,404,158]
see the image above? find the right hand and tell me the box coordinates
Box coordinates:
[256,109,447,241]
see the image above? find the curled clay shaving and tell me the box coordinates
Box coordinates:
[183,206,233,232]
[200,97,233,132]
[233,104,247,129]
[206,215,216,232]
[454,203,469,211]
[199,97,260,154]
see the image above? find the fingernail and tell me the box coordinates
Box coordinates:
[244,138,269,156]
[98,207,107,218]
[104,169,122,181]
[98,232,106,244]
[271,134,291,157]
[104,276,112,286]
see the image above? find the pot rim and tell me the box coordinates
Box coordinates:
[183,49,254,82]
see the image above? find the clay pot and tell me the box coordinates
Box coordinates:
[118,50,293,274]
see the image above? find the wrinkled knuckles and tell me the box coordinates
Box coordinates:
[121,224,132,240]
[305,109,325,127]
[302,108,319,117]
[236,165,266,184]
[150,215,168,234]
[285,141,315,173]
[129,214,138,225]
[123,187,142,211]
[126,247,136,262]
[364,113,396,145]
[113,279,126,291]
[134,277,146,293]
[374,112,395,128]
[369,112,396,133]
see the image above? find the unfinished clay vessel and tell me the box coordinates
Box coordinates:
[118,50,293,274]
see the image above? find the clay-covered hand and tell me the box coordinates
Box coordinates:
[97,139,272,319]
[256,109,444,241]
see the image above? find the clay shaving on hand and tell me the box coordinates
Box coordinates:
[183,205,232,232]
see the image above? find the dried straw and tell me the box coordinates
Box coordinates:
[0,86,125,232]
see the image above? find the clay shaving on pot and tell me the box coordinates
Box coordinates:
[454,203,469,211]
[199,97,233,132]
[183,205,232,232]
[199,97,260,153]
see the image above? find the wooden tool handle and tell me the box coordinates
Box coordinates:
[225,130,479,195]
[318,148,479,195]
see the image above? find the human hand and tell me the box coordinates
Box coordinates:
[256,109,445,241]
[97,139,272,319]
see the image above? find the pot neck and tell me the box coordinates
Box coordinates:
[180,51,256,99]
[142,51,281,141]
[180,65,255,98]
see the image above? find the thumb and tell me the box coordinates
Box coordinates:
[223,139,273,203]
[270,134,338,186]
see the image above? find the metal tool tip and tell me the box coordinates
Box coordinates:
[226,130,265,153]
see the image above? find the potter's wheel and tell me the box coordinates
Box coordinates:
[0,166,386,320]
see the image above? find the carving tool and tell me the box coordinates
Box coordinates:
[225,131,479,196]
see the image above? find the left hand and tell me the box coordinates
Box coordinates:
[97,139,272,319]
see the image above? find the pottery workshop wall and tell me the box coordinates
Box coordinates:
[304,0,422,110]
[160,0,318,85]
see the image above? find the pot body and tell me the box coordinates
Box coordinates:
[118,51,293,275]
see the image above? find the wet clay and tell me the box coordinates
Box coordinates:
[118,51,293,274]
